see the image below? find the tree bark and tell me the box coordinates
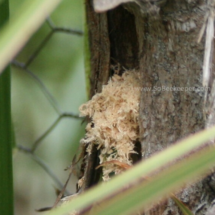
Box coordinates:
[85,0,215,214]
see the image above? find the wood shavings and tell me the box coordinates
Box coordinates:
[79,71,141,181]
[77,177,85,189]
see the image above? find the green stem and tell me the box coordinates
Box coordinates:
[0,1,14,215]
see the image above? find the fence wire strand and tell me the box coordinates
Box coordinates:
[13,16,84,197]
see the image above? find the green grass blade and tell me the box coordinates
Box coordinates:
[92,145,215,215]
[0,1,13,215]
[171,195,194,215]
[47,126,215,215]
[0,0,64,74]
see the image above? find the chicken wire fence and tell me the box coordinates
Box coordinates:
[11,2,85,214]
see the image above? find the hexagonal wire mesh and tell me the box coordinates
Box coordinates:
[11,1,86,214]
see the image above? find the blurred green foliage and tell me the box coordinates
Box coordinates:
[0,1,13,215]
[10,0,86,214]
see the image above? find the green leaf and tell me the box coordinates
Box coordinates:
[92,145,215,215]
[0,1,13,214]
[171,195,194,215]
[0,0,64,74]
[0,0,4,6]
[47,126,215,215]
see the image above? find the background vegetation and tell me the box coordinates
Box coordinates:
[1,0,215,215]
[10,0,85,214]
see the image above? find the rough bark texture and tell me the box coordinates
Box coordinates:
[79,1,110,191]
[86,0,110,97]
[85,0,215,214]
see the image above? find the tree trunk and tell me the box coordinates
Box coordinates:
[84,0,215,214]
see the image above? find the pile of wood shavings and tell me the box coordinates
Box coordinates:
[79,71,141,181]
